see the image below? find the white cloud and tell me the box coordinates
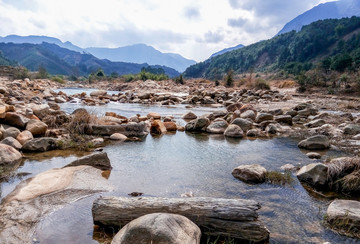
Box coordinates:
[0,0,334,61]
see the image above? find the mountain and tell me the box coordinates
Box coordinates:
[184,17,360,79]
[0,35,83,52]
[277,0,360,35]
[209,44,244,58]
[0,35,195,72]
[85,44,196,72]
[0,42,180,77]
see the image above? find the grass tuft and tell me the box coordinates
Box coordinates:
[265,171,294,186]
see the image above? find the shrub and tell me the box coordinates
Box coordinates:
[52,76,65,84]
[174,75,184,84]
[265,171,294,186]
[224,69,234,87]
[253,79,270,90]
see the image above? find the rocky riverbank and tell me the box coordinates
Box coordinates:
[1,76,360,243]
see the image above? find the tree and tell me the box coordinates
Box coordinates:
[224,69,234,87]
[37,65,48,79]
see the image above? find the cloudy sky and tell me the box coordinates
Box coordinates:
[0,0,335,61]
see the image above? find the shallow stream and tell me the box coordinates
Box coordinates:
[1,90,359,244]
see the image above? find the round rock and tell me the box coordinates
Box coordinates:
[232,164,267,183]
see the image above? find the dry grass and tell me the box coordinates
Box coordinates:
[338,170,360,193]
[269,79,297,88]
[265,171,294,186]
[67,109,98,135]
[327,157,360,183]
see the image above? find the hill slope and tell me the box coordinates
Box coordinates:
[0,42,180,77]
[277,0,360,35]
[184,17,360,79]
[209,44,244,59]
[0,35,195,72]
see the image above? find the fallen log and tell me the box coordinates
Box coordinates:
[92,197,269,243]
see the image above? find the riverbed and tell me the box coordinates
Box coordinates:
[1,91,358,244]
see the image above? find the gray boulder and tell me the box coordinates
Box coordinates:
[274,115,293,126]
[296,163,328,187]
[305,119,326,128]
[111,213,201,244]
[240,110,256,121]
[64,152,112,170]
[326,200,360,238]
[0,143,22,166]
[224,124,244,138]
[232,164,267,183]
[206,119,228,134]
[3,127,21,139]
[255,113,273,123]
[22,137,58,152]
[185,118,210,132]
[1,137,22,150]
[231,118,252,132]
[343,124,360,135]
[298,135,330,150]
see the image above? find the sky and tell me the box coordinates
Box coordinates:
[0,0,335,61]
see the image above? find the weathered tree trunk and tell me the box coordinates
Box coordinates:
[92,197,269,243]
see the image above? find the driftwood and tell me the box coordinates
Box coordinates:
[92,197,269,243]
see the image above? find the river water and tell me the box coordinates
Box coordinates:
[0,90,358,244]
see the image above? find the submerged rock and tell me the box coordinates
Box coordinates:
[298,135,330,150]
[22,137,58,152]
[111,213,201,244]
[64,152,112,170]
[232,164,267,183]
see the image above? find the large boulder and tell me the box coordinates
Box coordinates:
[232,164,267,183]
[185,118,210,132]
[3,127,21,139]
[22,137,58,152]
[240,110,256,121]
[255,113,273,124]
[231,118,252,132]
[64,152,112,170]
[90,122,148,137]
[26,119,48,136]
[90,90,107,96]
[0,143,22,166]
[29,104,50,119]
[16,130,34,145]
[150,120,167,135]
[147,112,161,120]
[111,213,201,244]
[206,119,228,134]
[3,112,29,129]
[274,115,293,126]
[297,135,330,150]
[296,163,328,187]
[326,200,360,238]
[1,137,22,150]
[224,124,244,138]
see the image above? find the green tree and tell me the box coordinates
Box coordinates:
[224,69,234,87]
[37,65,48,79]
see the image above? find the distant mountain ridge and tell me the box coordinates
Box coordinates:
[0,35,195,72]
[0,42,180,77]
[209,44,244,58]
[277,0,360,35]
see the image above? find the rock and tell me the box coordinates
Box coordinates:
[296,163,328,187]
[246,129,260,137]
[55,96,66,103]
[266,124,277,134]
[16,130,34,145]
[150,120,167,135]
[224,124,244,138]
[326,200,360,238]
[90,122,148,137]
[280,164,298,171]
[206,119,228,134]
[0,143,22,166]
[298,135,330,150]
[231,118,252,132]
[0,105,6,118]
[110,133,128,141]
[90,90,107,96]
[274,115,293,126]
[1,137,22,150]
[29,104,50,119]
[182,112,197,120]
[3,112,29,129]
[22,137,57,152]
[226,103,242,112]
[343,124,360,135]
[240,110,256,121]
[255,113,274,123]
[91,138,104,146]
[147,112,161,120]
[305,119,326,128]
[164,122,178,131]
[306,152,322,159]
[111,213,201,244]
[0,165,113,243]
[185,118,210,132]
[25,119,48,136]
[64,152,112,170]
[354,134,360,140]
[3,127,21,139]
[232,164,267,183]
[47,102,60,110]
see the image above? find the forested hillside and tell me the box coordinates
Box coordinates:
[184,17,360,79]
